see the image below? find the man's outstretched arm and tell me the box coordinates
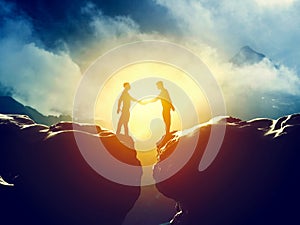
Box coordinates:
[130,95,138,102]
[141,96,159,105]
[170,103,175,111]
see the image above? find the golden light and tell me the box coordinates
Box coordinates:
[73,41,226,184]
[94,61,211,151]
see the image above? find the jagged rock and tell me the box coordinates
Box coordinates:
[0,114,142,225]
[49,121,102,134]
[154,114,300,225]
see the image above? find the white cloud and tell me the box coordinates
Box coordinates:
[155,0,223,49]
[0,2,164,116]
[154,0,300,119]
[81,2,140,40]
[73,2,165,70]
[255,0,297,7]
[155,0,300,68]
[1,0,299,120]
[221,60,300,119]
[0,17,81,115]
[181,40,300,119]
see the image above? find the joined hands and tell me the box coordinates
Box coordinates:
[138,100,148,105]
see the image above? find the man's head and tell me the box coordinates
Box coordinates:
[123,82,130,90]
[156,81,164,90]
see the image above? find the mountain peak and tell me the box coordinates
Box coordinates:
[230,45,266,66]
[241,45,255,51]
[0,96,71,125]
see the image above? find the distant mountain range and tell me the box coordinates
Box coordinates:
[230,45,266,66]
[0,96,71,125]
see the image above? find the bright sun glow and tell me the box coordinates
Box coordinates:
[128,99,182,140]
[94,62,211,150]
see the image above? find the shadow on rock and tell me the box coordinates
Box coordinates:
[0,114,142,225]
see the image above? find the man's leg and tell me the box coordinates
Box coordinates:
[116,113,124,134]
[163,109,171,134]
[116,120,122,134]
[123,111,130,136]
[124,123,129,136]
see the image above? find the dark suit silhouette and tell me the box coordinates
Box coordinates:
[146,81,175,134]
[116,83,137,136]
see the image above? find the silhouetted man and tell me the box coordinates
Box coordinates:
[116,82,138,136]
[147,81,175,134]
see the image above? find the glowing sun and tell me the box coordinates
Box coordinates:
[94,61,211,150]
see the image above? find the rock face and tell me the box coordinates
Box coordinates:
[0,114,141,225]
[154,114,300,225]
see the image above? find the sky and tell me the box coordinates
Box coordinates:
[0,0,300,120]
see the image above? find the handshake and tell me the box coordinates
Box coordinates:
[137,99,175,111]
[137,99,149,105]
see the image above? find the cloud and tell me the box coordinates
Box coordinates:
[180,40,300,119]
[72,2,164,70]
[0,2,81,115]
[155,0,300,69]
[81,1,140,33]
[219,59,300,119]
[1,0,300,120]
[72,2,141,69]
[0,1,161,115]
[255,0,297,7]
[153,0,300,119]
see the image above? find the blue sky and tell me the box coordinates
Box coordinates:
[0,0,300,119]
